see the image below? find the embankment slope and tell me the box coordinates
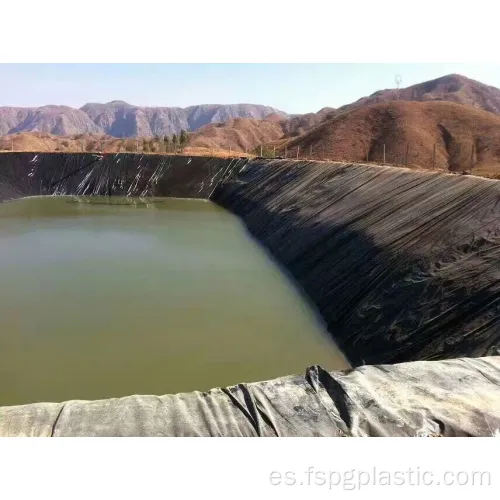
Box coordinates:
[0,152,244,201]
[214,159,500,365]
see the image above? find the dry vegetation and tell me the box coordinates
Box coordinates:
[282,101,500,174]
[0,132,255,158]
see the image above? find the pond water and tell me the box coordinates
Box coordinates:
[0,196,348,406]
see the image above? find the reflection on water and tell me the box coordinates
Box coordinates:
[0,196,348,406]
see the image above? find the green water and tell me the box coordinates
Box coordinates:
[0,196,348,406]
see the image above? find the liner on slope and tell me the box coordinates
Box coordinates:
[213,160,500,365]
[0,152,242,201]
[1,357,499,436]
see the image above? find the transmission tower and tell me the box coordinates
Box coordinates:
[395,74,402,100]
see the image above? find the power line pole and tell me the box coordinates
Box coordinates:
[395,74,402,100]
[383,144,386,165]
[296,146,300,160]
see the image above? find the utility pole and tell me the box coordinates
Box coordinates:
[310,144,312,158]
[470,143,474,172]
[296,146,300,160]
[405,144,409,166]
[383,144,386,165]
[395,74,402,100]
[260,145,263,157]
[433,143,436,169]
[273,145,276,158]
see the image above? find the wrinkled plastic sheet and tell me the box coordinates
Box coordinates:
[1,356,499,437]
[214,160,500,366]
[0,152,242,202]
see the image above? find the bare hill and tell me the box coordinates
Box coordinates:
[338,74,500,115]
[281,107,336,137]
[189,117,285,152]
[285,100,500,174]
[278,74,500,139]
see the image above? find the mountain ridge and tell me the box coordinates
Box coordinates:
[0,102,288,138]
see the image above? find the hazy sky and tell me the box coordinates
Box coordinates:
[2,63,500,114]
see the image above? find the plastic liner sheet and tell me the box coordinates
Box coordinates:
[0,152,241,202]
[213,160,500,366]
[1,357,499,437]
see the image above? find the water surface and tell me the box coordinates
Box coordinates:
[0,196,348,406]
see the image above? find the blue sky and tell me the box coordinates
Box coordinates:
[1,64,500,114]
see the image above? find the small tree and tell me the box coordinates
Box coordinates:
[179,129,189,152]
[164,135,171,153]
[253,145,274,158]
[153,135,161,153]
[172,134,178,153]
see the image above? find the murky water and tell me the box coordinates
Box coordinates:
[0,196,348,406]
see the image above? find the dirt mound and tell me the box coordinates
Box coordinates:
[285,100,500,174]
[189,117,284,152]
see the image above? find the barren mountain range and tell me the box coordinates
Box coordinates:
[4,74,500,175]
[0,102,288,137]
